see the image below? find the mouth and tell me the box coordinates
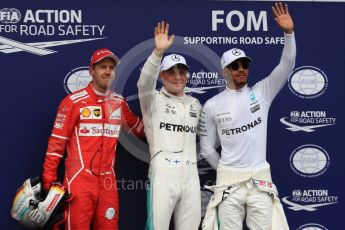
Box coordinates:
[174,83,185,88]
[102,76,113,81]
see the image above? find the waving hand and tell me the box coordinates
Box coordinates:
[272,2,294,34]
[154,21,175,57]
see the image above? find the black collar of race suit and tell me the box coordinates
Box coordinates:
[160,87,187,100]
[162,91,171,98]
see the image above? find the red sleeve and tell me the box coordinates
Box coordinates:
[42,97,78,190]
[122,100,145,138]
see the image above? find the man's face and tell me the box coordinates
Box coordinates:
[225,58,250,89]
[89,58,116,92]
[160,64,188,96]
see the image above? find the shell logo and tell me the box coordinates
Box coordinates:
[81,108,91,117]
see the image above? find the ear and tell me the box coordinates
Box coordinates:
[222,68,230,79]
[159,72,164,81]
[222,68,233,85]
[89,67,94,77]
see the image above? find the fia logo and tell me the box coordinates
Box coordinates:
[0,8,21,23]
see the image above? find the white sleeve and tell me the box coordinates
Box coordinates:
[137,51,162,117]
[199,101,220,169]
[254,32,296,104]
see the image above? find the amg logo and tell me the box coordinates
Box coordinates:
[190,112,197,118]
[159,122,197,133]
[222,117,262,135]
[250,104,260,113]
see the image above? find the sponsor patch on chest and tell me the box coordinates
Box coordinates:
[164,103,177,115]
[79,123,120,137]
[110,107,121,120]
[189,104,198,118]
[190,112,197,118]
[80,106,102,120]
[250,104,260,113]
[216,112,232,124]
[249,91,258,104]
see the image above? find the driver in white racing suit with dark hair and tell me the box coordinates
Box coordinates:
[200,3,296,230]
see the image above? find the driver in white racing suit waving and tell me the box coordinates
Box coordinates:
[200,3,296,230]
[137,21,201,229]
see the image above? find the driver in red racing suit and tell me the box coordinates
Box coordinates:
[42,48,144,229]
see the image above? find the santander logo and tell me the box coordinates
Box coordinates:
[80,126,90,134]
[79,123,120,137]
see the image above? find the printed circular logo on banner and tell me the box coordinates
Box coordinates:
[289,144,330,178]
[63,67,92,94]
[0,8,21,24]
[297,223,328,230]
[288,66,328,99]
[105,207,116,220]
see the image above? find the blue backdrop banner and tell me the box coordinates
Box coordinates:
[1,1,344,229]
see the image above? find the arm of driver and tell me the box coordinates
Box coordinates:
[137,52,162,116]
[42,98,77,190]
[255,3,296,104]
[256,32,296,104]
[199,101,220,169]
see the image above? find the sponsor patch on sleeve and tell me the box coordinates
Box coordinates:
[69,90,88,101]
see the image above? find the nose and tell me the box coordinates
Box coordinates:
[238,64,245,71]
[105,67,112,74]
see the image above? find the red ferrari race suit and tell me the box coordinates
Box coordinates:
[42,83,144,229]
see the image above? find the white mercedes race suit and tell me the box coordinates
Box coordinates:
[138,52,202,230]
[202,164,289,230]
[200,32,296,230]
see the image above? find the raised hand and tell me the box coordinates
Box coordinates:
[154,21,175,57]
[272,2,294,34]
